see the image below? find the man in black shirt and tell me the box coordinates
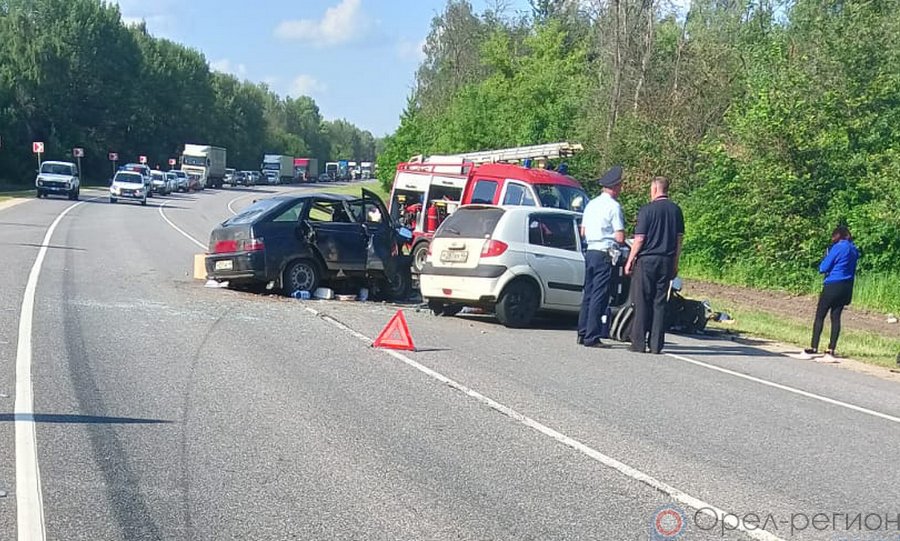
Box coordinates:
[624,177,685,354]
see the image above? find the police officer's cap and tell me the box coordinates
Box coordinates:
[597,165,624,188]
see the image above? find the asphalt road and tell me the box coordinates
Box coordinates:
[1,185,899,540]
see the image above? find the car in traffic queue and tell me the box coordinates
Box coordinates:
[168,171,187,192]
[318,173,332,183]
[205,189,412,300]
[109,171,148,205]
[175,170,200,191]
[239,171,257,186]
[151,170,173,195]
[420,205,595,327]
[35,160,81,200]
[224,168,236,186]
[122,163,153,197]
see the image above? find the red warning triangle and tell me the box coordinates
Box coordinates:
[373,310,416,351]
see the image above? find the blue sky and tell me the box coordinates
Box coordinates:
[114,0,532,137]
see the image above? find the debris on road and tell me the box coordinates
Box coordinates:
[205,280,229,288]
[887,314,898,324]
[314,287,334,300]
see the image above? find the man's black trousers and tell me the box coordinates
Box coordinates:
[631,255,674,353]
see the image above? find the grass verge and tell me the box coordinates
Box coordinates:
[0,189,34,202]
[681,265,900,316]
[708,296,900,368]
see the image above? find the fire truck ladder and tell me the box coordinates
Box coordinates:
[434,142,583,165]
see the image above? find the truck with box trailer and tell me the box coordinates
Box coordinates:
[262,155,294,184]
[181,144,227,189]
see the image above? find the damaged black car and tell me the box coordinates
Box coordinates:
[206,189,412,299]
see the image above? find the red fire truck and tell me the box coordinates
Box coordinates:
[388,143,588,273]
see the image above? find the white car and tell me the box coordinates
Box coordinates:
[166,171,184,192]
[150,170,173,195]
[420,205,588,327]
[35,161,80,200]
[109,171,148,205]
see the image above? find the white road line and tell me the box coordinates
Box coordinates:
[16,201,85,541]
[665,352,900,424]
[303,306,783,541]
[226,194,247,215]
[158,200,206,250]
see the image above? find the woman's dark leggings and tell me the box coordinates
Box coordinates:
[811,280,854,352]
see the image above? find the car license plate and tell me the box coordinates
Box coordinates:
[441,250,468,263]
[215,260,233,271]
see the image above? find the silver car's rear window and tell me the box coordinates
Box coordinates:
[434,208,505,239]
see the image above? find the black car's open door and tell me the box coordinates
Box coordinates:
[304,198,367,271]
[357,188,395,274]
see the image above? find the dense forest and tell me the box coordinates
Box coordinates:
[378,0,900,305]
[0,0,377,183]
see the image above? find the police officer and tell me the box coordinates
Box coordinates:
[578,166,626,348]
[624,176,685,354]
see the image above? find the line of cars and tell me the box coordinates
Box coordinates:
[109,164,196,205]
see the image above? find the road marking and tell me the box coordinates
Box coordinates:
[304,307,782,541]
[16,201,85,541]
[665,352,900,424]
[158,200,206,250]
[226,194,248,215]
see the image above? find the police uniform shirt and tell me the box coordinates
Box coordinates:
[582,192,625,252]
[634,196,685,257]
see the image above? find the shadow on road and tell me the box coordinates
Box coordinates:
[0,413,173,424]
[4,242,87,251]
[665,345,782,358]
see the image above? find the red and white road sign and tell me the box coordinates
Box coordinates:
[139,155,148,164]
[108,152,119,161]
[33,142,45,154]
[168,158,176,166]
[73,147,84,158]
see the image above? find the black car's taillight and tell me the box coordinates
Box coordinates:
[214,240,238,253]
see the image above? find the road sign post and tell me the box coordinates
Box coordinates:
[32,141,44,170]
[109,152,119,179]
[73,148,84,179]
[139,155,147,165]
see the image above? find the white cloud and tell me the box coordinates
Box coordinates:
[274,0,370,47]
[211,59,248,79]
[396,38,426,62]
[289,75,328,98]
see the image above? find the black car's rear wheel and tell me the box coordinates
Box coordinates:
[282,259,320,295]
[379,266,411,301]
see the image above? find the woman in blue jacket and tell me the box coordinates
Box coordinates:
[803,225,859,361]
